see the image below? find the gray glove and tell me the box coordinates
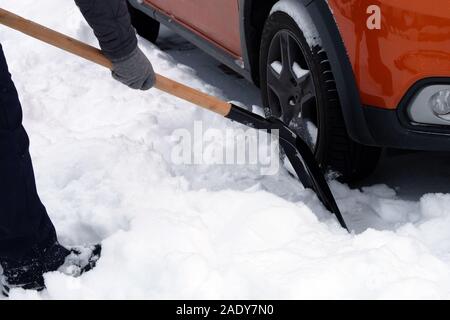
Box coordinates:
[111,47,155,90]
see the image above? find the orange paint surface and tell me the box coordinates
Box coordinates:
[145,0,241,57]
[327,0,450,109]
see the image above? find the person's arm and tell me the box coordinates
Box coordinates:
[75,0,155,90]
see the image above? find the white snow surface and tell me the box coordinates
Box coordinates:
[270,61,283,75]
[1,0,450,300]
[293,62,309,80]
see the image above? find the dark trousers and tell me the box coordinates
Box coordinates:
[0,44,57,262]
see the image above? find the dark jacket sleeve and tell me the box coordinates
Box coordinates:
[75,0,137,60]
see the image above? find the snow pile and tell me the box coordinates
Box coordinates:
[1,0,450,299]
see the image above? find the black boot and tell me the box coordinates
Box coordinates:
[1,242,101,297]
[58,244,102,277]
[0,255,45,297]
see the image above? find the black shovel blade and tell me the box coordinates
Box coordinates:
[226,105,348,231]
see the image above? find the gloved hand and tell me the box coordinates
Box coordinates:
[111,47,155,90]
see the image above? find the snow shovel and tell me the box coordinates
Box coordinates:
[0,8,348,230]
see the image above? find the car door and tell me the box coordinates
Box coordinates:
[144,0,174,15]
[168,0,242,57]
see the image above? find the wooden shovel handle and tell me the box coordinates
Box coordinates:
[0,8,232,116]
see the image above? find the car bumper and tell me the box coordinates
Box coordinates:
[364,78,450,151]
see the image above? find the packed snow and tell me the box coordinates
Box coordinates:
[292,62,309,80]
[270,61,283,75]
[2,0,450,299]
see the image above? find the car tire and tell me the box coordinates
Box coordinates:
[127,2,160,44]
[260,11,381,182]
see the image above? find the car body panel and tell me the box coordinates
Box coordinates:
[328,0,450,109]
[144,0,242,57]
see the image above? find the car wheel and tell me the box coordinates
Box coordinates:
[127,2,160,43]
[260,11,381,182]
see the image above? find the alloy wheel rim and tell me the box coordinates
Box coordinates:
[266,30,319,151]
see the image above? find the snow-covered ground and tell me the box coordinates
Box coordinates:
[2,0,450,299]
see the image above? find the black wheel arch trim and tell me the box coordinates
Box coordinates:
[304,0,375,145]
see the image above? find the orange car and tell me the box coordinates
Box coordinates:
[127,0,450,181]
